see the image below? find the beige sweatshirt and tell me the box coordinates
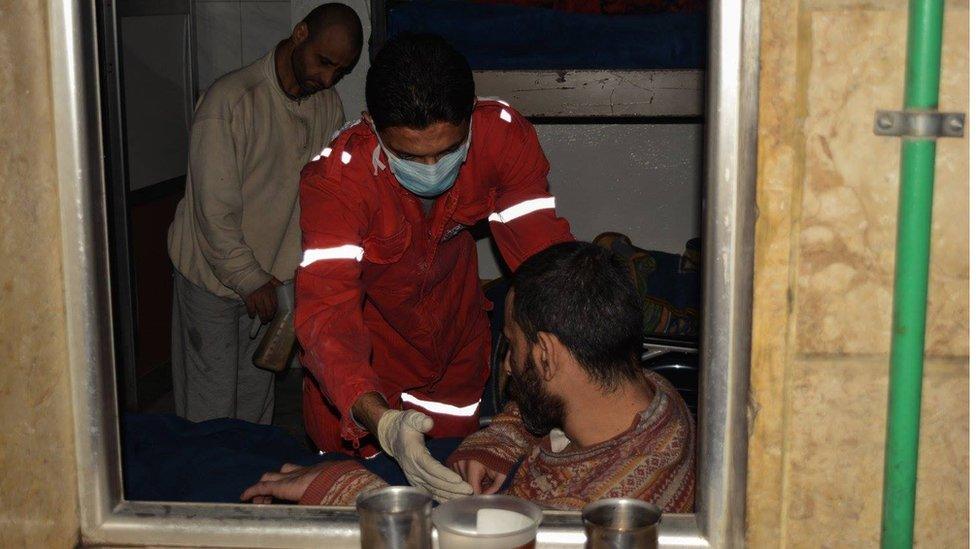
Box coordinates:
[168,49,345,299]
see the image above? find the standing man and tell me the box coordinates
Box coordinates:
[296,33,573,499]
[168,4,362,424]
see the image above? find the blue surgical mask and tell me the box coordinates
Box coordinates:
[374,123,471,198]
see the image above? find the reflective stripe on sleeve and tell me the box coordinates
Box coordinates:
[400,393,481,417]
[299,245,365,267]
[488,197,556,224]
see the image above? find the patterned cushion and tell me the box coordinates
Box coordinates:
[593,232,701,338]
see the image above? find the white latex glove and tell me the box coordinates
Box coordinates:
[377,409,474,501]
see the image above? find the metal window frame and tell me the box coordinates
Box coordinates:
[50,0,758,546]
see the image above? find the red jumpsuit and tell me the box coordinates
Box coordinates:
[295,99,573,456]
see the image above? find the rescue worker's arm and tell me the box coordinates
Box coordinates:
[487,110,574,270]
[295,159,377,444]
[351,391,389,434]
[187,110,273,299]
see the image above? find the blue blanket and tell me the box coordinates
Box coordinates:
[122,413,461,503]
[388,1,705,70]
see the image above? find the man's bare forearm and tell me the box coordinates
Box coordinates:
[352,392,390,435]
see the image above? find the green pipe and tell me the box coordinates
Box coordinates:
[880,1,945,548]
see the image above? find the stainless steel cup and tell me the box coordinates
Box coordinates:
[355,486,433,549]
[582,498,662,549]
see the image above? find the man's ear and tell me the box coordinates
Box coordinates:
[292,22,309,45]
[534,332,562,382]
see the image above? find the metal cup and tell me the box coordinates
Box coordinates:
[582,498,662,549]
[355,486,433,549]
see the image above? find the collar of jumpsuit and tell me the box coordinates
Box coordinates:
[294,98,574,456]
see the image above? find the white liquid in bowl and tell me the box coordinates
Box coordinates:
[476,509,534,535]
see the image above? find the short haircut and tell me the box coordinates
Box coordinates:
[365,33,475,130]
[511,241,644,391]
[302,3,363,48]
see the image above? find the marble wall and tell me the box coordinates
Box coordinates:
[748,0,969,546]
[0,2,79,546]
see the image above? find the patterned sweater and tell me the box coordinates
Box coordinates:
[299,372,695,512]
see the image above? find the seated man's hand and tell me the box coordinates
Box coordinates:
[452,459,507,495]
[377,409,474,501]
[240,462,324,504]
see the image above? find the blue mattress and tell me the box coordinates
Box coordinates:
[387,1,705,70]
[122,413,464,503]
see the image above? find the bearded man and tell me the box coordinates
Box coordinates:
[243,242,695,511]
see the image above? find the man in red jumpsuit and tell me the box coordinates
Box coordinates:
[295,33,573,499]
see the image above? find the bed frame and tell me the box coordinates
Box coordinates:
[368,0,704,118]
[474,69,703,118]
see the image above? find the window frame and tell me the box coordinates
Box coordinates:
[50,0,758,546]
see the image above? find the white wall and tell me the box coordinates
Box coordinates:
[120,13,194,190]
[195,0,294,94]
[477,123,702,279]
[543,124,701,254]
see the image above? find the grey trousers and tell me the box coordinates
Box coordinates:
[171,270,274,424]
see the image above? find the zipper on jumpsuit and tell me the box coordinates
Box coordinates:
[374,141,463,394]
[417,191,459,299]
[412,188,461,391]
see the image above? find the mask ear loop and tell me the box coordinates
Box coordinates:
[460,117,474,163]
[371,144,386,176]
[369,121,389,176]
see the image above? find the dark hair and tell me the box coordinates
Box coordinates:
[511,241,644,391]
[303,3,363,48]
[365,33,475,130]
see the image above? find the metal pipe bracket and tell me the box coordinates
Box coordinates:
[874,110,966,138]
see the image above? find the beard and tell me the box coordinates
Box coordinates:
[507,353,566,437]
